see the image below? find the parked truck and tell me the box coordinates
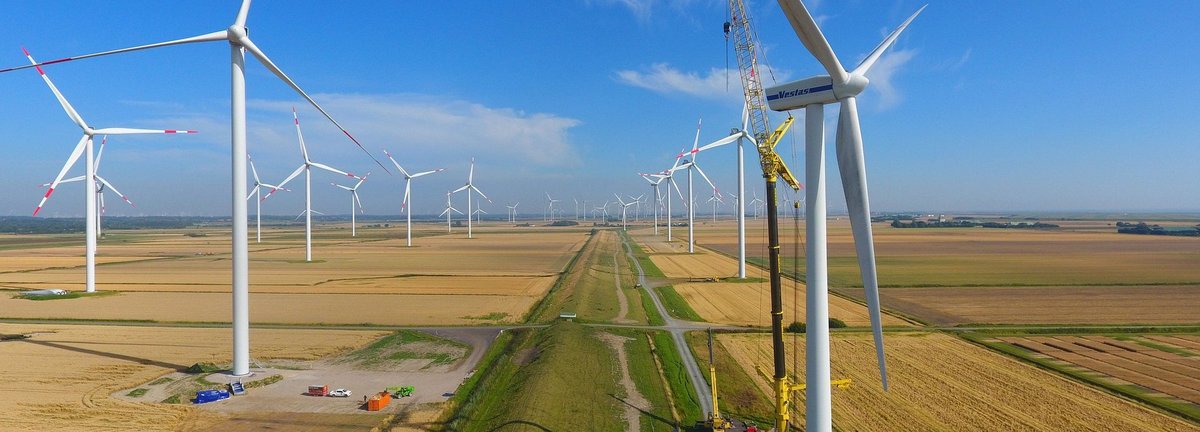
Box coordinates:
[307,385,329,396]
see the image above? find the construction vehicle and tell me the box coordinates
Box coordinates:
[387,385,415,398]
[704,329,734,431]
[724,0,851,429]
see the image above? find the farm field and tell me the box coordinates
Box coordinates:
[988,334,1200,421]
[673,281,908,327]
[0,322,387,432]
[689,218,1200,325]
[0,224,589,325]
[629,228,911,328]
[528,230,655,324]
[708,332,1200,431]
[875,285,1200,325]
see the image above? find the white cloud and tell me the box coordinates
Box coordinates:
[208,93,583,168]
[615,63,742,101]
[862,48,916,110]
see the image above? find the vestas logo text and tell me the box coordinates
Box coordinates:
[766,84,833,101]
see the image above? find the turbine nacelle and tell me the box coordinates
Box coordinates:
[764,74,868,111]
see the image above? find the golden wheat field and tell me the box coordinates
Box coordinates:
[673,281,909,327]
[0,323,385,432]
[0,226,588,325]
[718,332,1200,431]
[878,285,1200,325]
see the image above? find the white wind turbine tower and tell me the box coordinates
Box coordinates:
[23,48,195,294]
[694,104,755,277]
[271,109,361,262]
[4,0,386,377]
[331,173,368,237]
[638,173,666,235]
[384,150,444,247]
[573,198,580,220]
[452,158,489,239]
[767,1,925,428]
[439,191,463,232]
[247,153,288,243]
[505,203,518,222]
[45,136,137,239]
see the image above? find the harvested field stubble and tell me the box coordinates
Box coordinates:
[718,332,1199,431]
[674,281,907,327]
[876,285,1200,325]
[0,323,385,432]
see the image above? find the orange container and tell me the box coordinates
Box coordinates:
[367,391,391,411]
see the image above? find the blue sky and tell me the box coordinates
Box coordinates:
[0,0,1196,217]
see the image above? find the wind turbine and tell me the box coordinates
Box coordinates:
[613,194,636,231]
[3,0,386,377]
[44,136,137,239]
[247,153,289,243]
[545,193,560,221]
[331,173,368,237]
[473,205,487,223]
[627,194,645,223]
[572,197,580,220]
[750,191,764,220]
[638,173,666,235]
[22,48,195,294]
[506,202,519,223]
[384,150,444,247]
[706,191,725,222]
[672,118,720,254]
[270,109,360,262]
[439,191,463,232]
[766,1,926,428]
[694,104,758,277]
[452,158,489,239]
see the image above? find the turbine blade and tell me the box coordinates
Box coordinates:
[3,32,227,75]
[310,161,355,178]
[240,38,390,173]
[698,133,740,153]
[383,150,411,177]
[852,5,927,77]
[691,116,703,153]
[272,165,307,192]
[92,128,197,135]
[670,177,686,203]
[247,184,259,202]
[835,97,887,389]
[472,185,489,202]
[452,185,470,194]
[693,163,719,193]
[94,136,107,172]
[777,0,849,84]
[411,168,444,178]
[247,154,261,183]
[96,175,134,207]
[353,191,364,213]
[468,158,475,184]
[333,184,353,191]
[234,0,252,27]
[49,175,86,185]
[34,136,89,216]
[402,181,411,211]
[292,107,309,162]
[23,47,88,130]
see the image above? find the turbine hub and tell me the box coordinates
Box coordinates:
[834,74,870,99]
[227,25,248,42]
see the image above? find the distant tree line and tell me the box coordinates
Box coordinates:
[1115,221,1200,237]
[0,216,217,234]
[890,219,1059,229]
[892,219,1060,229]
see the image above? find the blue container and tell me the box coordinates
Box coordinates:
[194,389,231,404]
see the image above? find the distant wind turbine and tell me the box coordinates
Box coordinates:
[385,150,444,247]
[331,172,368,237]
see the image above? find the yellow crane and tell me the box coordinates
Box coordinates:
[724,0,847,430]
[705,329,733,431]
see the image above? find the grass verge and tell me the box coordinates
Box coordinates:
[15,291,118,301]
[655,285,705,322]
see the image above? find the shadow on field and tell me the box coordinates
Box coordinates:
[488,420,553,431]
[609,393,684,431]
[17,338,189,371]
